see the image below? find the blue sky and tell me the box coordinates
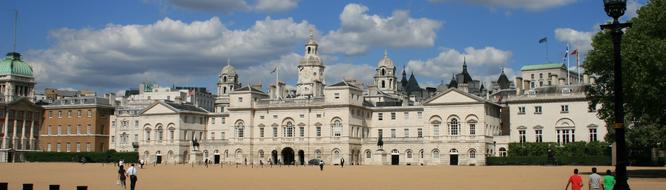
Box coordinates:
[0,0,645,94]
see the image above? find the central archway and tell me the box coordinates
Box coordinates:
[281,147,295,165]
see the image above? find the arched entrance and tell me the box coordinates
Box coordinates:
[271,150,278,164]
[156,151,162,164]
[391,149,400,165]
[281,147,295,165]
[298,150,305,165]
[449,149,459,166]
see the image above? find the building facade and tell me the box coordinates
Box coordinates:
[0,52,42,162]
[40,97,115,152]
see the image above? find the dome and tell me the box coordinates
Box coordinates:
[377,50,395,68]
[0,52,33,77]
[221,63,236,76]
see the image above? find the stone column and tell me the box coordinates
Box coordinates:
[1,110,8,149]
[29,113,35,150]
[21,112,27,150]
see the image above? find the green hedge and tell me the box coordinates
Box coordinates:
[489,141,612,165]
[487,156,611,165]
[25,151,138,163]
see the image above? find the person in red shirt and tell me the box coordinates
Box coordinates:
[566,168,584,190]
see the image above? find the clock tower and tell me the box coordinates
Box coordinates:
[296,31,325,98]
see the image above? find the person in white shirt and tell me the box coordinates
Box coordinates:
[126,164,138,190]
[119,160,124,167]
[139,159,144,169]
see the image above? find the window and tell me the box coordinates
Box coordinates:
[519,130,526,143]
[432,149,440,159]
[469,149,476,159]
[417,112,423,119]
[273,115,278,119]
[221,132,225,140]
[334,93,340,99]
[316,127,321,137]
[404,128,409,138]
[449,119,459,135]
[390,129,396,138]
[273,127,278,137]
[378,129,383,137]
[56,143,61,152]
[211,132,215,140]
[403,112,409,119]
[518,106,526,114]
[531,73,534,79]
[534,106,542,114]
[433,124,440,136]
[87,125,92,135]
[299,127,305,137]
[58,111,62,118]
[238,97,243,102]
[76,125,81,135]
[390,112,396,120]
[135,134,139,143]
[557,129,575,144]
[407,150,413,158]
[66,110,71,118]
[316,114,322,118]
[332,120,342,137]
[236,122,245,138]
[260,128,265,138]
[48,111,52,118]
[299,114,304,118]
[66,143,71,152]
[378,113,383,121]
[86,143,91,152]
[469,123,476,135]
[286,122,294,137]
[561,105,569,113]
[417,128,423,138]
[260,115,265,119]
[87,110,92,117]
[535,129,543,143]
[76,143,81,152]
[499,147,507,157]
[47,143,52,152]
[366,151,371,158]
[211,118,215,124]
[67,125,72,135]
[57,126,62,136]
[47,126,52,135]
[589,128,598,142]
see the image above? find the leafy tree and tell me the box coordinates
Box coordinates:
[584,0,666,165]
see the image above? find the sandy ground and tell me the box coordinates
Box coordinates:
[1,163,665,190]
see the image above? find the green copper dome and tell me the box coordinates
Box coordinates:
[0,52,33,77]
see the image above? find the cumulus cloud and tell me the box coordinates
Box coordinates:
[26,17,314,91]
[255,0,300,12]
[406,47,513,86]
[325,63,375,85]
[626,0,644,19]
[319,3,442,55]
[554,28,594,53]
[429,0,576,11]
[167,0,251,12]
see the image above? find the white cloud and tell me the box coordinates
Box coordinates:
[236,53,301,88]
[319,3,442,55]
[167,0,250,12]
[626,0,644,19]
[429,0,576,11]
[26,17,315,90]
[325,63,375,85]
[554,28,594,53]
[406,47,513,86]
[255,0,300,12]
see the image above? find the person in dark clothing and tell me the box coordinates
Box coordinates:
[340,158,344,168]
[118,165,126,189]
[319,160,324,171]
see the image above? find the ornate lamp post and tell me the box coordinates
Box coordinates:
[600,0,632,189]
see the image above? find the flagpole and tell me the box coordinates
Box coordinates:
[567,44,570,85]
[276,66,280,99]
[546,40,549,62]
[576,52,580,84]
[13,10,18,52]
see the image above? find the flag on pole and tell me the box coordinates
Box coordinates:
[538,37,547,43]
[271,66,277,74]
[570,49,578,55]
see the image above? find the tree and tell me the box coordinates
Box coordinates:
[584,0,666,165]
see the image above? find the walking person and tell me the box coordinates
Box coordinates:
[589,167,602,190]
[205,158,209,168]
[139,159,144,169]
[118,165,127,190]
[340,158,344,168]
[603,170,616,190]
[565,168,583,190]
[319,160,324,171]
[126,164,138,190]
[119,159,124,168]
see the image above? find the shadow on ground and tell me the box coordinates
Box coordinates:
[581,168,666,178]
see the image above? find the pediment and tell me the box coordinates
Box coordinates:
[424,89,482,105]
[142,103,177,115]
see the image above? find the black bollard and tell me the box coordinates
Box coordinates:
[0,182,7,190]
[49,184,60,190]
[76,186,87,190]
[22,184,33,190]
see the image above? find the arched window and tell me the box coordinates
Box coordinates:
[365,150,371,158]
[168,127,175,143]
[144,128,152,141]
[259,150,265,158]
[332,120,342,137]
[469,149,476,159]
[432,149,440,159]
[450,118,459,135]
[223,86,227,94]
[381,80,386,88]
[307,47,311,54]
[419,149,424,158]
[381,68,386,76]
[286,122,294,137]
[499,148,507,157]
[333,149,341,161]
[157,126,164,142]
[223,76,227,82]
[406,150,413,158]
[235,121,245,138]
[315,150,321,159]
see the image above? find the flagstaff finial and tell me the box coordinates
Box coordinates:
[384,49,388,57]
[227,57,231,66]
[12,10,18,52]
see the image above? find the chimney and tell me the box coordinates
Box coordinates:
[551,74,558,86]
[583,74,590,84]
[514,77,523,96]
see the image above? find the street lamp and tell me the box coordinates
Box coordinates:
[600,0,632,189]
